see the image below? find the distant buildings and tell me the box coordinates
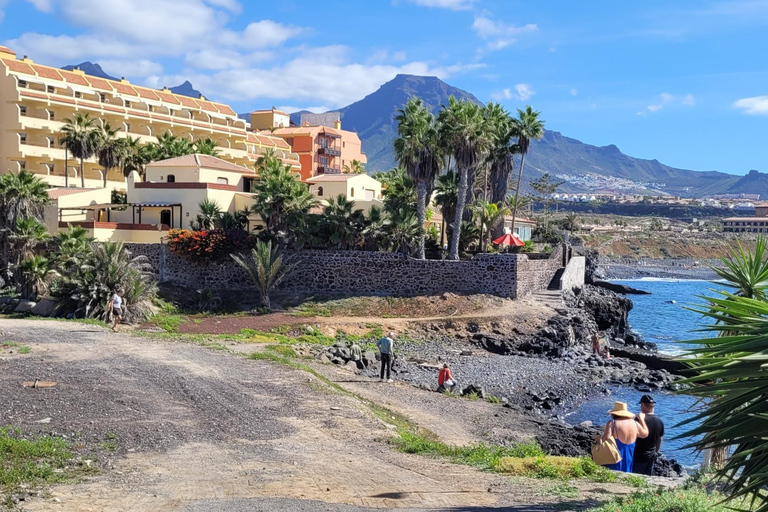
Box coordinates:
[305,173,383,212]
[722,205,768,233]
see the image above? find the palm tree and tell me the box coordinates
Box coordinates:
[318,195,366,250]
[52,224,94,272]
[60,113,100,188]
[386,207,421,256]
[342,159,366,174]
[472,200,510,252]
[231,240,294,310]
[509,105,545,237]
[214,212,241,231]
[234,205,256,231]
[395,97,442,259]
[120,136,145,178]
[11,216,49,261]
[20,255,56,300]
[192,199,223,230]
[378,167,417,215]
[438,97,489,260]
[484,102,520,239]
[96,123,127,188]
[194,137,220,156]
[562,213,580,233]
[434,170,459,248]
[361,205,389,251]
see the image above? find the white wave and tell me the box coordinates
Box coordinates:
[612,277,712,283]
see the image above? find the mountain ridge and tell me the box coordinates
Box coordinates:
[62,62,204,99]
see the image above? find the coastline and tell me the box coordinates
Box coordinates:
[598,258,719,281]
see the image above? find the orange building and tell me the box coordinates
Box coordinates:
[251,110,366,181]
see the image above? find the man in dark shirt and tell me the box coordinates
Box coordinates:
[633,394,665,475]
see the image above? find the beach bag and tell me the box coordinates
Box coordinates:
[591,436,621,465]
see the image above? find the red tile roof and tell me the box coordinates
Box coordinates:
[20,90,48,100]
[84,76,113,91]
[32,64,63,81]
[306,174,361,182]
[111,82,137,96]
[135,87,160,101]
[214,104,236,116]
[2,58,35,75]
[46,188,99,199]
[59,69,90,86]
[176,95,199,109]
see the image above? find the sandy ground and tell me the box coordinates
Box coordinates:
[0,319,634,511]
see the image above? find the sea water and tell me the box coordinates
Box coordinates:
[566,278,724,469]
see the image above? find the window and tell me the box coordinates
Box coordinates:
[19,105,27,116]
[343,141,346,148]
[160,210,171,226]
[125,100,131,108]
[18,79,27,88]
[243,178,253,193]
[124,122,131,132]
[216,177,228,185]
[48,110,54,120]
[74,91,82,99]
[167,175,175,183]
[99,93,106,102]
[47,85,55,94]
[148,105,154,112]
[169,109,175,116]
[47,137,54,148]
[19,133,27,144]
[19,161,26,171]
[320,156,328,166]
[45,164,54,175]
[317,186,324,197]
[350,187,355,198]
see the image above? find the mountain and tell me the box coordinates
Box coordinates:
[292,74,765,198]
[169,80,202,98]
[62,62,117,80]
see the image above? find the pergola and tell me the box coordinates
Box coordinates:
[58,202,183,229]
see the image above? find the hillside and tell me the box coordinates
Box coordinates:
[63,62,204,98]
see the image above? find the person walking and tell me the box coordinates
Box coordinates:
[109,287,125,332]
[600,402,646,473]
[633,395,665,475]
[437,363,458,394]
[376,332,395,383]
[348,341,364,370]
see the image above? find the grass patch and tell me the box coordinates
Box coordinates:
[265,344,298,358]
[0,427,88,500]
[586,488,731,512]
[290,302,332,317]
[0,342,31,354]
[622,474,650,488]
[497,455,615,482]
[543,482,580,499]
[150,313,187,333]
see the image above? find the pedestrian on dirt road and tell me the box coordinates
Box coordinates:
[348,341,364,370]
[376,332,395,383]
[437,363,458,394]
[109,288,126,332]
[633,395,664,476]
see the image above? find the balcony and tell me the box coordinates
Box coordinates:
[317,166,341,175]
[318,146,341,157]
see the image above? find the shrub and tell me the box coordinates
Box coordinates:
[167,228,257,262]
[586,488,731,512]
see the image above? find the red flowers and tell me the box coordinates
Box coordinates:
[167,229,257,261]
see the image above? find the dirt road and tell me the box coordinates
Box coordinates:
[0,319,626,511]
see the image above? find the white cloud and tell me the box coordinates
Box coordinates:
[491,83,536,102]
[734,96,768,115]
[681,94,696,106]
[405,0,477,10]
[638,92,696,115]
[646,104,663,112]
[100,59,163,77]
[276,105,331,114]
[660,92,675,102]
[25,0,52,12]
[570,88,578,96]
[472,16,538,50]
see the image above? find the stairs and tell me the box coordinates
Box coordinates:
[530,289,564,308]
[548,268,565,290]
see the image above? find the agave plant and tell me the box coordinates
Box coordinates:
[231,240,294,310]
[711,238,768,300]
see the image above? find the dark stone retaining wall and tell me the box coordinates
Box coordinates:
[125,243,565,299]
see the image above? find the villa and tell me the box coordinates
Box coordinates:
[0,46,300,189]
[306,173,383,212]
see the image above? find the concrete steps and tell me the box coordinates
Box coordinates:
[531,289,564,308]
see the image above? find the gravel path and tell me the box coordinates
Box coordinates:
[0,319,632,511]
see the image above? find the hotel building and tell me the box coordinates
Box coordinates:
[0,46,300,188]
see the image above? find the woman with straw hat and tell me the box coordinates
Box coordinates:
[599,401,648,472]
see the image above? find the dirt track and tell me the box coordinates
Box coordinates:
[0,319,630,511]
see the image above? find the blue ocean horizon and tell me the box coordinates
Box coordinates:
[566,278,724,469]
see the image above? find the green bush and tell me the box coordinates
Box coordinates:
[587,488,731,512]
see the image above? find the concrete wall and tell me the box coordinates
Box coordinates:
[125,243,568,299]
[560,256,586,292]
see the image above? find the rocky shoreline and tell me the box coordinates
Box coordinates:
[598,259,719,281]
[316,284,688,477]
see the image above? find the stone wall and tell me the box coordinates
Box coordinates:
[125,243,568,299]
[560,256,586,292]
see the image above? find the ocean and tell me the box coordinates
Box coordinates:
[566,278,724,469]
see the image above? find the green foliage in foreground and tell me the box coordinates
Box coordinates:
[0,427,79,498]
[587,488,731,512]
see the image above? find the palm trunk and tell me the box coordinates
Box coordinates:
[103,166,108,189]
[64,147,69,187]
[509,152,527,239]
[416,182,427,259]
[491,160,512,241]
[80,157,85,188]
[449,165,469,260]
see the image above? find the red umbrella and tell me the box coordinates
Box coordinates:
[493,233,525,247]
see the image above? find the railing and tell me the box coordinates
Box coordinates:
[318,147,341,156]
[317,166,341,174]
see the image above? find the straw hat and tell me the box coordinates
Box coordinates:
[607,401,635,419]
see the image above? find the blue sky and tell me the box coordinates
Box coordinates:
[2,0,768,175]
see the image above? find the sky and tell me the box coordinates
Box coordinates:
[2,0,767,175]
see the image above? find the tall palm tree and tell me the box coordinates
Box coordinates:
[438,97,488,260]
[509,105,545,237]
[96,123,127,188]
[318,195,366,250]
[60,113,100,188]
[121,136,145,178]
[194,137,220,156]
[395,97,442,259]
[378,167,417,215]
[484,103,520,239]
[434,170,459,248]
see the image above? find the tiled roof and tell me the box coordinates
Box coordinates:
[306,174,358,182]
[31,64,63,81]
[111,82,137,96]
[46,188,99,199]
[273,126,342,137]
[84,76,113,91]
[135,87,160,101]
[58,69,89,86]
[2,58,35,75]
[148,154,254,174]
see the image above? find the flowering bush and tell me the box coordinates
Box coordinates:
[167,229,257,261]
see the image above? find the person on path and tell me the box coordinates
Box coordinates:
[437,363,458,394]
[600,401,647,473]
[376,332,394,383]
[633,395,665,475]
[109,288,125,332]
[349,341,364,370]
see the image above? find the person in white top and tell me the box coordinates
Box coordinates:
[109,287,125,332]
